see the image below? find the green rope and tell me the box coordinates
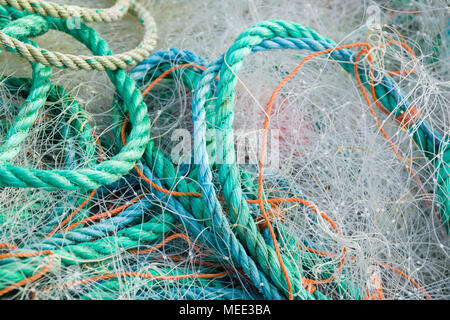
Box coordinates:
[0,6,151,190]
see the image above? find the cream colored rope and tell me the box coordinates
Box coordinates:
[0,1,157,70]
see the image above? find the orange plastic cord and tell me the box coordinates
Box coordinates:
[0,250,54,260]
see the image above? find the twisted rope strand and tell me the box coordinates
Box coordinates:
[0,3,157,70]
[0,10,151,189]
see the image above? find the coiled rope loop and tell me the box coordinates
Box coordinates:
[0,2,157,70]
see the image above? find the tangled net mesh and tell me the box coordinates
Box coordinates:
[0,0,448,300]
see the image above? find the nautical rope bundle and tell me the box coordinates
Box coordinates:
[0,0,131,22]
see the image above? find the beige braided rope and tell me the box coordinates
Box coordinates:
[0,1,157,70]
[0,0,131,22]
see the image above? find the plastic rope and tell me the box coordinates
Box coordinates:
[0,0,131,22]
[0,3,157,70]
[0,9,152,190]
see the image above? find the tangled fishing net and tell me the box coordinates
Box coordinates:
[0,0,448,300]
